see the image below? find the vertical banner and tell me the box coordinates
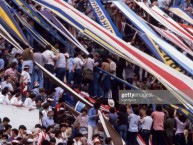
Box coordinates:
[88,0,122,38]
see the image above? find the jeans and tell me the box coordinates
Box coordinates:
[140,130,151,145]
[127,131,138,145]
[73,69,82,86]
[175,133,186,145]
[34,69,43,88]
[66,71,74,85]
[44,64,54,93]
[88,125,99,144]
[55,67,66,82]
[93,72,103,97]
[118,125,127,142]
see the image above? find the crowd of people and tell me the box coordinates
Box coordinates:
[0,0,193,144]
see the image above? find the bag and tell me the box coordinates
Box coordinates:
[82,68,93,82]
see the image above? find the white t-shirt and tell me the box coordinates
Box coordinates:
[23,98,36,108]
[110,61,117,76]
[84,58,94,70]
[42,50,55,65]
[1,81,13,92]
[141,116,153,130]
[5,95,11,105]
[21,71,31,83]
[10,96,23,106]
[73,57,83,69]
[0,93,6,104]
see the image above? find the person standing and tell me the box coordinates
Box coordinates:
[66,55,74,86]
[73,52,83,86]
[87,102,101,144]
[151,105,168,145]
[42,45,56,93]
[117,105,128,142]
[33,47,44,88]
[55,48,67,82]
[22,46,34,89]
[127,108,140,145]
[140,109,153,145]
[174,109,188,145]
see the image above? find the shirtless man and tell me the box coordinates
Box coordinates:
[101,58,110,72]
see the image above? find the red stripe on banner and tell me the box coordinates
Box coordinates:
[164,30,189,49]
[55,0,193,96]
[151,9,193,40]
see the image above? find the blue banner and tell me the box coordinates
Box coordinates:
[88,0,122,38]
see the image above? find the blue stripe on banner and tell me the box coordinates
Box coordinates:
[10,8,47,47]
[88,0,122,38]
[138,33,163,61]
[34,0,85,30]
[112,3,164,61]
[11,0,67,45]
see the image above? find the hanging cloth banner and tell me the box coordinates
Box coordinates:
[150,24,193,56]
[169,7,193,25]
[12,0,67,46]
[135,1,193,44]
[0,24,23,50]
[0,1,28,45]
[34,0,193,105]
[113,1,192,75]
[38,10,89,54]
[88,0,122,38]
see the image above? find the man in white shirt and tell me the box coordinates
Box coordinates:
[106,55,117,104]
[20,65,31,94]
[10,93,23,107]
[42,45,56,93]
[73,52,84,85]
[0,88,9,104]
[139,109,153,145]
[23,93,36,109]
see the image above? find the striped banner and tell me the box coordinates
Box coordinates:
[0,1,28,45]
[179,23,193,36]
[0,24,23,50]
[169,7,193,25]
[150,24,193,57]
[113,1,192,74]
[88,0,122,38]
[38,11,89,54]
[135,1,193,44]
[33,0,193,105]
[12,0,67,46]
[10,8,58,54]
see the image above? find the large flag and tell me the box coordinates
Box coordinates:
[12,0,67,46]
[38,10,89,54]
[34,0,193,105]
[169,7,193,25]
[88,0,122,38]
[0,0,28,45]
